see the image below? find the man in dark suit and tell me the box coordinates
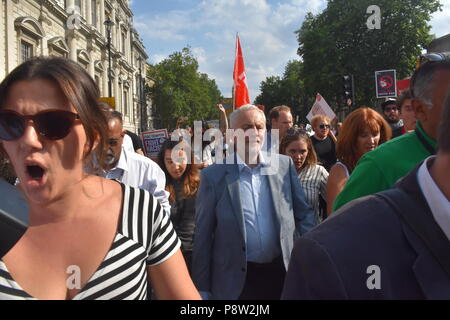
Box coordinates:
[282,90,450,299]
[192,104,316,300]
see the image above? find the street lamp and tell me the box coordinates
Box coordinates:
[137,56,145,132]
[104,16,115,97]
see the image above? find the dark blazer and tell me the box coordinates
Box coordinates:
[282,163,450,299]
[192,153,316,300]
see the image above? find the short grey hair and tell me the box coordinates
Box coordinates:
[412,59,450,108]
[229,104,266,128]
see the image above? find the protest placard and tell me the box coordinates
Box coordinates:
[141,129,168,160]
[306,93,337,123]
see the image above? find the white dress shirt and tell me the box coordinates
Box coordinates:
[418,156,450,241]
[101,146,171,214]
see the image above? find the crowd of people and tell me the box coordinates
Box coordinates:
[0,52,449,300]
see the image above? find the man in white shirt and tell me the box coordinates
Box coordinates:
[282,90,450,299]
[100,110,170,214]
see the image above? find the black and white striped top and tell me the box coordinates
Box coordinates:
[298,164,329,223]
[0,183,181,300]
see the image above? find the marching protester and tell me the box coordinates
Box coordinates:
[158,139,200,274]
[397,89,417,134]
[310,115,337,172]
[333,53,450,211]
[263,105,294,152]
[192,104,316,300]
[0,57,200,300]
[280,130,329,223]
[381,98,404,138]
[98,109,171,214]
[282,88,450,300]
[326,107,391,216]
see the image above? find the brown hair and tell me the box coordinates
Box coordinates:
[337,107,392,171]
[269,105,292,121]
[280,131,318,169]
[158,139,200,202]
[0,57,108,172]
[397,89,413,111]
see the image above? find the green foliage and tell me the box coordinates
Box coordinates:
[147,47,222,129]
[296,0,442,111]
[254,60,310,123]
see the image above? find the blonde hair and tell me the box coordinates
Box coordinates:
[311,114,331,129]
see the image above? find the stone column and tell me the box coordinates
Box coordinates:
[0,0,5,80]
[6,0,16,73]
[100,0,105,36]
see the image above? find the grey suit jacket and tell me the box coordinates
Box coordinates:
[192,153,316,300]
[282,163,450,299]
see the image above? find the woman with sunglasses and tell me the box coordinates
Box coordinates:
[325,107,391,217]
[280,130,329,223]
[0,57,200,300]
[158,139,200,274]
[310,115,337,172]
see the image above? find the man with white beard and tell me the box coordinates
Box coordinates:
[100,110,170,214]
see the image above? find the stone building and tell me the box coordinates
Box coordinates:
[0,0,152,133]
[428,34,450,53]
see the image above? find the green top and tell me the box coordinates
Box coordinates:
[332,121,436,212]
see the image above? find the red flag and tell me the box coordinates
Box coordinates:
[233,35,250,109]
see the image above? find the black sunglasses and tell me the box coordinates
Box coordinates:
[384,106,399,112]
[0,109,80,141]
[319,124,331,129]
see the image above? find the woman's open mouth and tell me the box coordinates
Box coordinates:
[25,163,47,186]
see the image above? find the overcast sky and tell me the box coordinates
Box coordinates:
[131,0,450,101]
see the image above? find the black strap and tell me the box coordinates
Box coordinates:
[415,128,436,155]
[377,189,450,281]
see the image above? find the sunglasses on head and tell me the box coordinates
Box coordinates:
[319,124,330,129]
[0,109,80,141]
[411,52,450,98]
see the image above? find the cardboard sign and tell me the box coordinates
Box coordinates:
[306,93,337,123]
[141,129,168,159]
[375,70,397,98]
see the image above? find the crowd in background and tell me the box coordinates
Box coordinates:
[0,53,449,300]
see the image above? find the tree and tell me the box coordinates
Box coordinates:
[254,60,310,124]
[296,0,442,111]
[147,47,223,129]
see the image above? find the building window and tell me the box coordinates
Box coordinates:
[75,0,82,16]
[124,90,129,116]
[21,41,33,63]
[91,0,97,28]
[121,32,126,55]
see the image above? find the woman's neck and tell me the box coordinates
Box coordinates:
[28,175,102,225]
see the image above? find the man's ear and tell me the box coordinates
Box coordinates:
[412,98,428,123]
[121,130,126,138]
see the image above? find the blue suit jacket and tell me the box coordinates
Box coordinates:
[282,163,450,299]
[192,153,316,300]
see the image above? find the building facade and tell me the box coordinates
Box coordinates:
[0,0,152,133]
[428,34,450,53]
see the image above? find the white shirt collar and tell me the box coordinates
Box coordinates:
[418,156,450,241]
[236,151,269,172]
[109,146,129,173]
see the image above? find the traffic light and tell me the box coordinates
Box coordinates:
[342,75,354,107]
